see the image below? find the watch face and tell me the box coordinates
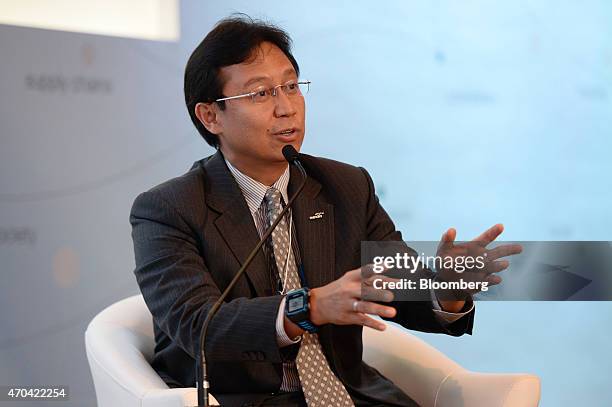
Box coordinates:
[288,296,305,312]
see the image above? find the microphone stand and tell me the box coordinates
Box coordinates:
[196,146,307,407]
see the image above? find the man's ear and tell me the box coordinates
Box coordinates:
[195,102,223,135]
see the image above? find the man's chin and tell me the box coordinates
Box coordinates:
[269,141,302,161]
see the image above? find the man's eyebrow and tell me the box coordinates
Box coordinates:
[241,68,297,90]
[242,76,268,89]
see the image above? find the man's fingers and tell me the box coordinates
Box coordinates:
[352,280,395,303]
[442,228,456,243]
[347,267,364,280]
[486,274,502,285]
[472,223,504,246]
[362,274,402,286]
[486,244,523,261]
[358,264,392,279]
[437,227,456,253]
[483,260,510,274]
[352,313,387,331]
[353,300,396,318]
[361,286,394,302]
[361,274,398,302]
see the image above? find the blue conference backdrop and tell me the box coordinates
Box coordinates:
[1,1,610,406]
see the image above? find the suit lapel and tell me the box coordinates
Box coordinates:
[200,151,337,294]
[202,151,270,297]
[289,165,336,289]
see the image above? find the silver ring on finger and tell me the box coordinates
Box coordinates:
[352,300,361,313]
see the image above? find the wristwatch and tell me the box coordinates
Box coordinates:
[284,287,318,333]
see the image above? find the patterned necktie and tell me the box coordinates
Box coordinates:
[264,187,354,406]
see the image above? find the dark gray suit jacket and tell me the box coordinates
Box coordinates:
[130,150,475,406]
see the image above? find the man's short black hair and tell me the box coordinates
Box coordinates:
[184,14,300,148]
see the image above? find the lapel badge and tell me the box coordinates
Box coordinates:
[309,211,325,220]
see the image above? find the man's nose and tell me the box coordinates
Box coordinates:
[273,89,297,118]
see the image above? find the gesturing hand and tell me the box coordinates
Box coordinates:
[309,267,396,331]
[435,223,522,300]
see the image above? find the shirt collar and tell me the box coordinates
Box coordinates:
[225,158,290,215]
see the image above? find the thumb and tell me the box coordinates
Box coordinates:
[437,227,456,253]
[442,228,456,243]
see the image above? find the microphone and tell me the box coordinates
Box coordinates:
[282,144,300,164]
[196,145,307,407]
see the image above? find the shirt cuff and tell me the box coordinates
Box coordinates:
[276,297,302,347]
[430,287,474,324]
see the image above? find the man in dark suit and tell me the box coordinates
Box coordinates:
[130,15,519,406]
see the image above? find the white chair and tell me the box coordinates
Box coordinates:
[85,295,540,406]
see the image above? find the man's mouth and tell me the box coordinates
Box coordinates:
[272,128,298,140]
[273,128,297,136]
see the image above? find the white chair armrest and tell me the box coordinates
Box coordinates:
[435,372,541,407]
[363,321,541,407]
[363,322,463,407]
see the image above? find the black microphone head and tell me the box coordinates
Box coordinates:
[282,145,300,164]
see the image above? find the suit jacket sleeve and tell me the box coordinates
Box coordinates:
[130,189,284,364]
[359,167,475,336]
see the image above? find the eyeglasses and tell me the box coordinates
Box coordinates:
[215,80,311,104]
